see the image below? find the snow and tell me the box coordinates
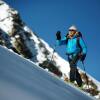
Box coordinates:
[78,68,100,91]
[0,0,17,34]
[0,1,9,20]
[23,25,32,33]
[0,46,95,100]
[0,0,100,99]
[88,74,100,90]
[40,39,70,77]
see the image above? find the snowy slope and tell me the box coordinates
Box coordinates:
[0,46,95,100]
[0,0,100,98]
[0,0,70,78]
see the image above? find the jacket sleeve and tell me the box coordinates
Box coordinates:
[56,37,67,46]
[79,38,87,54]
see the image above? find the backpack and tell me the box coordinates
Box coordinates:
[76,32,83,53]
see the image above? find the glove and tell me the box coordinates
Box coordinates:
[79,54,86,62]
[56,31,61,40]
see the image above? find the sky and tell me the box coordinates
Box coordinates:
[4,0,100,81]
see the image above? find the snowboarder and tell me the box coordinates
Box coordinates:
[56,25,87,87]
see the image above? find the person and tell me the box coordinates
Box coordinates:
[56,25,87,87]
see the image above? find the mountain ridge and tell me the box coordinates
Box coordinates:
[0,0,100,99]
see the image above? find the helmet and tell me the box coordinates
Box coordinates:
[69,25,77,31]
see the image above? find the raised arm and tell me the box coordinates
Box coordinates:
[56,37,67,46]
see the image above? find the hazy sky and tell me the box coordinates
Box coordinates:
[4,0,100,81]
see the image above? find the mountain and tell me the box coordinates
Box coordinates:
[0,0,100,99]
[0,46,95,100]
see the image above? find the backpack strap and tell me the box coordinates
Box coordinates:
[76,32,82,53]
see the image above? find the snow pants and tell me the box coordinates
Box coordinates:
[68,53,82,87]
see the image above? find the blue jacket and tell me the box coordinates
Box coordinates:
[57,34,87,55]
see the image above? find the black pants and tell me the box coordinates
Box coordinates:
[68,53,82,87]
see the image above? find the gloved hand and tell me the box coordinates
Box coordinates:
[79,53,86,62]
[56,31,61,40]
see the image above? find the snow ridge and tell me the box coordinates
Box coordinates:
[0,0,100,99]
